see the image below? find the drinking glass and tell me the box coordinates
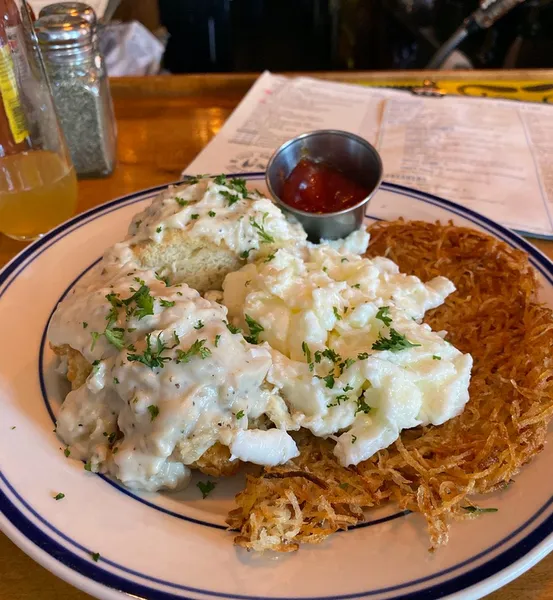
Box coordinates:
[0,0,77,241]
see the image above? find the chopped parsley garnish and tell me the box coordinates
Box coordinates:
[147,405,160,422]
[432,355,441,360]
[156,226,162,233]
[213,174,226,185]
[250,214,274,243]
[351,435,357,444]
[244,314,264,344]
[176,198,189,207]
[91,552,100,562]
[322,266,328,273]
[355,397,371,415]
[127,333,174,369]
[316,349,343,365]
[90,294,129,351]
[302,341,313,370]
[84,461,92,472]
[341,258,349,263]
[208,210,216,217]
[194,320,204,330]
[357,352,369,360]
[322,374,335,389]
[82,322,88,329]
[343,384,353,392]
[154,272,171,287]
[220,190,240,206]
[333,307,342,321]
[176,339,211,363]
[372,328,421,352]
[197,480,216,499]
[214,334,221,347]
[240,249,252,259]
[351,283,361,289]
[225,321,242,334]
[160,299,175,308]
[104,327,126,350]
[113,377,120,385]
[123,284,155,319]
[53,492,65,501]
[264,252,276,263]
[228,177,248,198]
[185,175,202,185]
[64,447,70,457]
[235,410,245,419]
[375,306,392,326]
[462,505,498,514]
[190,213,199,220]
[339,358,356,374]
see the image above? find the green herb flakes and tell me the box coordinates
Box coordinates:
[147,405,160,421]
[176,339,211,363]
[197,480,216,499]
[194,320,204,330]
[244,314,264,344]
[372,328,421,353]
[53,492,65,501]
[236,410,245,419]
[250,214,274,243]
[375,306,392,326]
[462,505,498,514]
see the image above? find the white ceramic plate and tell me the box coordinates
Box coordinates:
[2,175,553,600]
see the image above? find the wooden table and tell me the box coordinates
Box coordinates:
[2,71,553,600]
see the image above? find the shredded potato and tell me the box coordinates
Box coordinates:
[227,220,553,552]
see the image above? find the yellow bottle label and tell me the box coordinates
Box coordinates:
[0,44,28,144]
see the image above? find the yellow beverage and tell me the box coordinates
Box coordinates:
[0,150,77,241]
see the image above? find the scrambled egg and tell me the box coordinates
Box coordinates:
[222,242,472,466]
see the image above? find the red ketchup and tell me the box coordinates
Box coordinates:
[281,158,369,214]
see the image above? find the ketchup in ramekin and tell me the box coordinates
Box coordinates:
[281,158,370,214]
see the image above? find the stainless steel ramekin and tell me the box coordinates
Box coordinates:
[265,130,383,241]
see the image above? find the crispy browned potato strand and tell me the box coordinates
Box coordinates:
[227,219,553,552]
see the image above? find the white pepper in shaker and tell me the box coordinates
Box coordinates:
[35,13,117,178]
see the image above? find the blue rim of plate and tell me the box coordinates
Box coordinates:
[1,175,553,600]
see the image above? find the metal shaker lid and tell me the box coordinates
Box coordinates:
[35,14,92,49]
[38,2,97,27]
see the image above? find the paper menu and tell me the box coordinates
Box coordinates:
[184,71,553,238]
[185,72,405,176]
[377,96,553,236]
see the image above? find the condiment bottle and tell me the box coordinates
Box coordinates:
[35,13,116,178]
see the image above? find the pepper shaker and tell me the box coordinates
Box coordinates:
[35,13,116,178]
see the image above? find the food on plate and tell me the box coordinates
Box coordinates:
[51,271,300,490]
[222,239,472,467]
[106,175,307,294]
[228,219,553,552]
[50,173,472,494]
[48,172,552,555]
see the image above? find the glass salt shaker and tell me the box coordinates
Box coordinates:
[34,14,116,178]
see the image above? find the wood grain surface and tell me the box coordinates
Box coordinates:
[2,71,553,600]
